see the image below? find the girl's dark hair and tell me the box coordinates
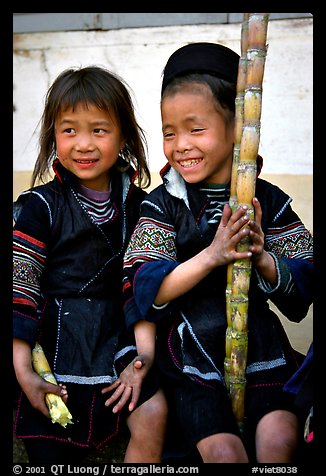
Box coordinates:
[161,73,236,124]
[31,66,151,188]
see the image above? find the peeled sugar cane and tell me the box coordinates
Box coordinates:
[32,342,73,428]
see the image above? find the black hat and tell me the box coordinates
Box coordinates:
[161,42,240,95]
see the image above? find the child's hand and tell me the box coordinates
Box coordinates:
[248,197,265,263]
[19,369,68,419]
[102,355,150,413]
[208,203,252,266]
[247,197,277,284]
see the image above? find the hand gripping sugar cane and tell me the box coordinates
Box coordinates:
[224,12,270,432]
[32,342,73,428]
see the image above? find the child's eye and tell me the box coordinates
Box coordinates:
[94,128,106,134]
[64,127,75,134]
[192,128,204,133]
[163,132,174,138]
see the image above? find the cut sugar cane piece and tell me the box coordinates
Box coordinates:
[32,342,73,428]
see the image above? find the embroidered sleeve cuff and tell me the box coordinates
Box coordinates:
[134,260,179,318]
[152,301,170,310]
[13,310,39,346]
[255,252,293,295]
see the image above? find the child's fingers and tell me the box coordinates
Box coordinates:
[220,203,232,227]
[128,386,141,412]
[253,197,262,225]
[112,386,132,414]
[133,356,144,369]
[101,379,121,394]
[104,383,125,407]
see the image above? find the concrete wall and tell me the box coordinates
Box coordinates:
[13,17,313,354]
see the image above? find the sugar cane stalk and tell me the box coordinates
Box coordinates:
[225,13,269,431]
[225,12,249,392]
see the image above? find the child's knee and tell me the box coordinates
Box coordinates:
[256,411,299,462]
[143,390,168,422]
[128,389,168,436]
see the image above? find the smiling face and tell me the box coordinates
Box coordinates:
[161,83,234,185]
[55,102,125,191]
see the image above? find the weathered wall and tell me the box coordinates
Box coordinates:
[13,19,312,175]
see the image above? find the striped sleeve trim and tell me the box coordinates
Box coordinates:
[13,230,46,309]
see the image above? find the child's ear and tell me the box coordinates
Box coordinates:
[120,139,126,151]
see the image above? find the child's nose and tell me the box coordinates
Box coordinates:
[75,134,95,151]
[176,135,191,153]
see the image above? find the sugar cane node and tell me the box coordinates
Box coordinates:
[32,342,73,428]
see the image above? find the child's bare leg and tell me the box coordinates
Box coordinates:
[255,410,300,463]
[197,433,249,463]
[125,389,168,462]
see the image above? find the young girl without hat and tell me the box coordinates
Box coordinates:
[121,43,313,463]
[13,66,167,463]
